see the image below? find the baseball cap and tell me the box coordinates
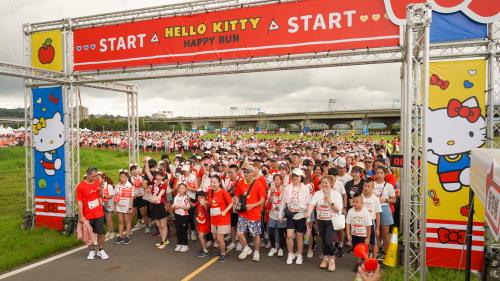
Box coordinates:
[292,168,305,177]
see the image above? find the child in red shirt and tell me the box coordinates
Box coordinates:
[195,191,211,257]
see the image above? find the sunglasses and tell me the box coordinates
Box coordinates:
[243,170,252,174]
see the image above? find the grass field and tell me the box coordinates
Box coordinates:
[0,143,479,280]
[0,147,176,272]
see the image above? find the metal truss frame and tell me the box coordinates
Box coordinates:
[0,61,140,221]
[18,0,500,279]
[70,41,491,82]
[486,21,500,279]
[402,4,431,281]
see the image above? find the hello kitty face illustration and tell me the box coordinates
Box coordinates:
[33,112,65,152]
[427,97,485,156]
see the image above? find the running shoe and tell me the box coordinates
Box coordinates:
[87,250,95,260]
[238,246,253,260]
[97,250,109,260]
[113,236,124,244]
[197,249,210,258]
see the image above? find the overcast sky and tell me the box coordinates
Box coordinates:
[0,0,401,117]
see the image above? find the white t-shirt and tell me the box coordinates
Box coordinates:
[332,180,346,195]
[362,194,382,221]
[337,174,353,185]
[178,172,198,200]
[173,194,190,216]
[268,185,285,221]
[346,207,372,237]
[310,189,343,220]
[374,181,396,206]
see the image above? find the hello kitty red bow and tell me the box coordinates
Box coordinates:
[447,99,481,123]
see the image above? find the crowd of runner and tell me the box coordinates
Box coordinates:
[75,135,400,277]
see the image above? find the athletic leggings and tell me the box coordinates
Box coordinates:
[175,214,189,245]
[269,227,286,250]
[317,219,335,256]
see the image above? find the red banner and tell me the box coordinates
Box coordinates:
[73,0,400,71]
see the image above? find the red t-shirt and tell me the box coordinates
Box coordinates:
[256,176,270,192]
[234,180,266,221]
[150,182,167,204]
[196,203,210,227]
[385,173,397,189]
[76,179,104,220]
[312,174,321,192]
[207,187,232,226]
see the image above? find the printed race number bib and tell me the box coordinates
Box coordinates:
[88,198,99,210]
[118,198,130,207]
[134,188,145,197]
[210,207,222,216]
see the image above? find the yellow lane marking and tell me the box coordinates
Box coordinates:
[180,249,233,281]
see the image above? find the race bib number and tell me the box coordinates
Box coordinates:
[88,198,99,210]
[135,188,145,197]
[118,198,129,207]
[210,207,222,216]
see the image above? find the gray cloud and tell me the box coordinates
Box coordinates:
[0,0,401,117]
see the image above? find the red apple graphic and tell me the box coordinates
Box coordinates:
[38,38,55,64]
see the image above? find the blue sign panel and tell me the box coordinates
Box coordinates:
[431,11,487,43]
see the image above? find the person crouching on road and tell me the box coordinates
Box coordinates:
[76,167,109,260]
[114,169,134,245]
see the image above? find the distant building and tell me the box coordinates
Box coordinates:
[73,106,89,120]
[152,111,173,120]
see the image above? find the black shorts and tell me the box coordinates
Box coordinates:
[133,197,148,208]
[286,217,307,234]
[352,235,366,249]
[150,204,167,220]
[89,217,105,235]
[231,212,239,227]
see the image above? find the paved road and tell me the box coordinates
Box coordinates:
[3,229,357,281]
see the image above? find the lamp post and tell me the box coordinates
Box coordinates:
[328,99,337,111]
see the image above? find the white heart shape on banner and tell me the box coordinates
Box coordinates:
[468,69,477,76]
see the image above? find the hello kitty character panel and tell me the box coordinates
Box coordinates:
[33,112,65,176]
[427,96,486,192]
[32,86,66,199]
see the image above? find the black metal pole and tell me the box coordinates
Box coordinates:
[465,188,475,281]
